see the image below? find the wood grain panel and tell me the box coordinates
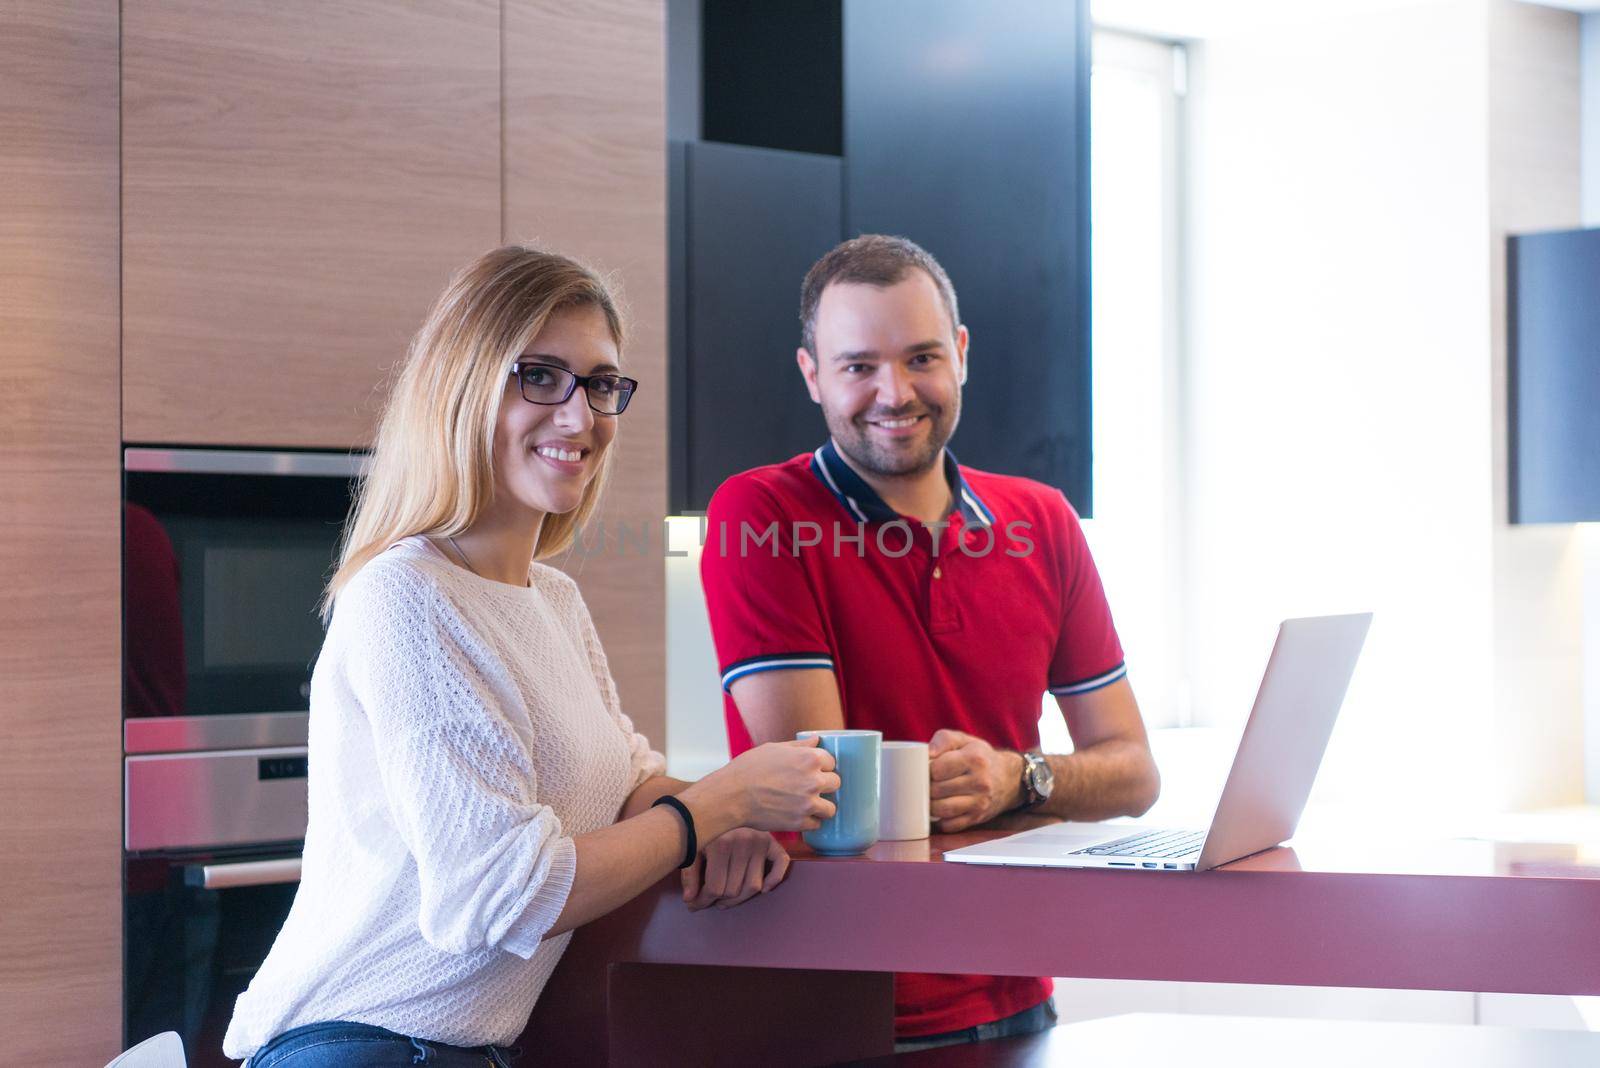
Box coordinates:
[122,0,501,449]
[0,1,123,1061]
[505,1,669,747]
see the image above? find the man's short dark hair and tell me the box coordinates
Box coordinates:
[799,234,961,356]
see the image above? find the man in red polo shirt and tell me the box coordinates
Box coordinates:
[700,234,1161,1051]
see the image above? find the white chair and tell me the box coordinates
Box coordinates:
[104,1031,187,1068]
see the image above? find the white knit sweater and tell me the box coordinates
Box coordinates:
[223,537,665,1059]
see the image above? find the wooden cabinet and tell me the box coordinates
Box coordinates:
[121,0,667,738]
[121,0,502,448]
[1,4,669,1054]
[0,2,123,1061]
[504,0,668,745]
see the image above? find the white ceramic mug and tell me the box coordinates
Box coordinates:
[878,741,931,841]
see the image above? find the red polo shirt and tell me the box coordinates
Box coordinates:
[701,442,1126,1038]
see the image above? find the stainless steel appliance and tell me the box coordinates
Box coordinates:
[123,713,308,1065]
[122,448,362,1064]
[122,448,363,720]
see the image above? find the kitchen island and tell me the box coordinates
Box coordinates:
[521,828,1600,1065]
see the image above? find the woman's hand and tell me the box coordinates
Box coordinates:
[680,737,839,835]
[729,737,840,830]
[681,828,791,911]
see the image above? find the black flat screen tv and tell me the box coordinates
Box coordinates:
[1508,226,1600,523]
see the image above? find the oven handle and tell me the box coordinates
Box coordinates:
[123,447,367,478]
[191,857,303,889]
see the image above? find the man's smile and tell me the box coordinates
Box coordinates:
[865,413,929,437]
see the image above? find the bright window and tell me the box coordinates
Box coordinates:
[1043,30,1188,749]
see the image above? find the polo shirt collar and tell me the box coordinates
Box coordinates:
[809,440,996,528]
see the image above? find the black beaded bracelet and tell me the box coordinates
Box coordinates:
[651,795,698,870]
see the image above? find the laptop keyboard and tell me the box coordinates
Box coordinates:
[1069,828,1205,859]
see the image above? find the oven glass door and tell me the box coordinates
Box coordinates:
[125,849,301,1067]
[123,449,361,718]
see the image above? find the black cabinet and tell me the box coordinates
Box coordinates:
[1508,227,1600,523]
[670,140,844,512]
[844,0,1093,512]
[700,0,842,157]
[670,0,1091,514]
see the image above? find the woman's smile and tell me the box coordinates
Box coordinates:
[531,438,591,475]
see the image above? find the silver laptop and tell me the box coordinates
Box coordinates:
[944,613,1372,872]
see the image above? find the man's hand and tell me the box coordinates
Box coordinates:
[681,828,791,911]
[928,729,1026,833]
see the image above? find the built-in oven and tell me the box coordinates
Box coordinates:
[123,448,363,1064]
[123,714,308,1066]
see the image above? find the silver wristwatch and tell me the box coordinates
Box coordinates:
[1019,749,1054,809]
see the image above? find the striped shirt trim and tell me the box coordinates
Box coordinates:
[720,653,836,692]
[1048,663,1128,697]
[959,483,995,527]
[810,441,998,528]
[811,447,871,523]
[943,449,996,528]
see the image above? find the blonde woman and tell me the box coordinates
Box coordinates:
[223,248,838,1067]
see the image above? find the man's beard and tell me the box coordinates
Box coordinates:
[823,396,960,479]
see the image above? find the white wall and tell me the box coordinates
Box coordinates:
[1581,12,1600,802]
[1060,0,1594,1029]
[1583,11,1600,225]
[665,517,728,779]
[1178,0,1586,817]
[1487,0,1585,810]
[1587,525,1600,799]
[1183,1,1498,818]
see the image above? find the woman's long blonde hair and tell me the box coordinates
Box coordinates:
[322,246,624,618]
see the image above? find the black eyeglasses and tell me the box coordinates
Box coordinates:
[510,361,638,415]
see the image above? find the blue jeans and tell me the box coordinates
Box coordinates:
[893,996,1059,1053]
[246,1021,519,1067]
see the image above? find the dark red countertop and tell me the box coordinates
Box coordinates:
[525,827,1600,1064]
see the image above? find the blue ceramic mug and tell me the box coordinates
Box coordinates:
[797,729,881,855]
